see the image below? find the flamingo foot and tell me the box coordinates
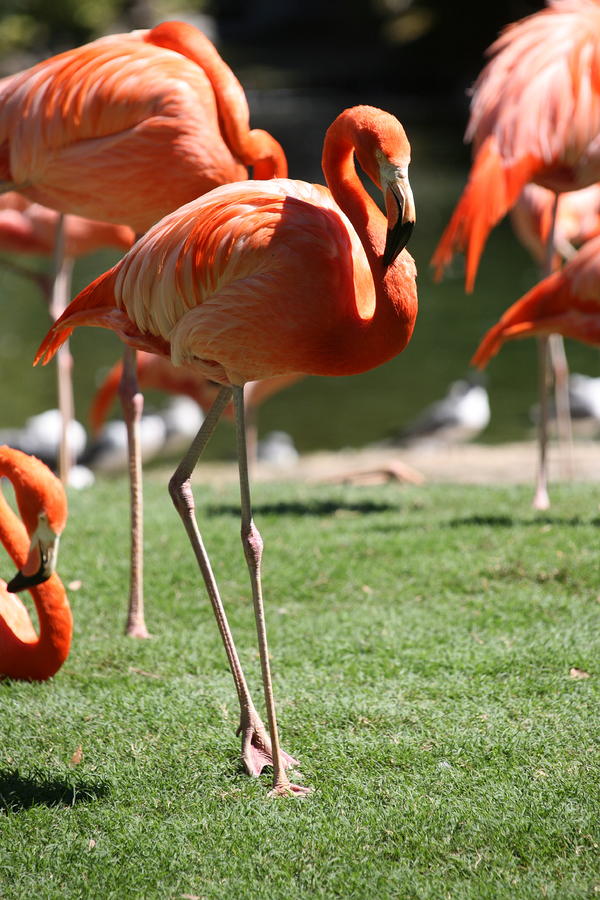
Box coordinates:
[126,620,151,639]
[237,709,300,777]
[268,780,312,799]
[532,486,550,511]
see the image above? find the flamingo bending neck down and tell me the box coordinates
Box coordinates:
[36,105,418,797]
[0,20,287,639]
[0,446,70,680]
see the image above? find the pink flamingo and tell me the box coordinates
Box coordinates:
[35,105,418,796]
[0,21,287,637]
[0,445,70,680]
[432,0,600,509]
[511,182,600,470]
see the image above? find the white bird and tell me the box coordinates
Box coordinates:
[159,397,205,457]
[83,415,167,473]
[530,373,600,438]
[389,379,491,447]
[256,431,299,467]
[0,409,87,464]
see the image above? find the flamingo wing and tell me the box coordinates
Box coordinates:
[36,179,378,383]
[472,233,600,367]
[0,32,245,231]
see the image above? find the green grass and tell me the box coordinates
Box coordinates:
[1,476,599,899]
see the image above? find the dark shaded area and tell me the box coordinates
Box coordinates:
[207,499,398,517]
[446,515,593,529]
[214,0,543,115]
[1,1,544,115]
[0,768,110,813]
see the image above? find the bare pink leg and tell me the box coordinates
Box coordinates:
[120,345,150,638]
[533,336,551,511]
[233,386,310,797]
[168,386,301,779]
[549,333,573,479]
[533,194,560,511]
[243,398,261,472]
[49,215,75,485]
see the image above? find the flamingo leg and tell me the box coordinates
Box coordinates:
[233,386,310,797]
[534,335,551,510]
[533,194,561,511]
[119,345,150,638]
[168,385,302,781]
[49,215,75,485]
[549,333,573,479]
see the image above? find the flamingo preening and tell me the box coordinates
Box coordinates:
[432,0,600,509]
[0,20,287,638]
[0,193,134,483]
[0,445,70,681]
[36,105,418,796]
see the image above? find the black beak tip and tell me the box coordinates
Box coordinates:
[383,220,415,267]
[6,566,51,593]
[7,570,28,593]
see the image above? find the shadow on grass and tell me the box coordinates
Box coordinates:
[446,514,594,529]
[207,499,397,518]
[0,768,110,813]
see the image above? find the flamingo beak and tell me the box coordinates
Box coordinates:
[382,169,415,267]
[7,520,60,593]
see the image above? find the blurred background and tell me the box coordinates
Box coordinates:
[2,0,598,457]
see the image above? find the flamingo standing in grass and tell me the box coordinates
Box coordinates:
[511,182,600,469]
[0,20,287,638]
[35,105,418,796]
[90,351,302,465]
[432,0,600,509]
[0,193,134,483]
[0,445,70,680]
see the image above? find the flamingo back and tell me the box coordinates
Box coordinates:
[37,179,382,383]
[0,31,248,232]
[468,0,600,175]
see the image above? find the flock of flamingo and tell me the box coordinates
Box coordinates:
[2,1,600,797]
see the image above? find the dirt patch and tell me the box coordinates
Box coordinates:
[174,441,600,487]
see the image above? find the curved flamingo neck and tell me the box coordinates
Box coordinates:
[0,452,71,680]
[321,113,418,370]
[146,22,287,178]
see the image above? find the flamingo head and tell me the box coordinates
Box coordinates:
[5,452,67,593]
[351,108,416,265]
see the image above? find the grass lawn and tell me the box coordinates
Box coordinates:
[1,474,598,899]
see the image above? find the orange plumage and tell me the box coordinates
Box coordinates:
[0,446,70,681]
[34,106,417,793]
[36,107,418,386]
[472,233,600,367]
[432,0,600,290]
[0,21,287,233]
